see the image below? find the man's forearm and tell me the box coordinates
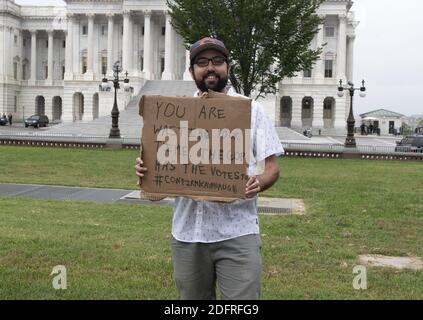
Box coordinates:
[257,156,280,193]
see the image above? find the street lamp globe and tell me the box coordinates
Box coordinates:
[101,76,109,90]
[337,79,345,97]
[123,78,131,91]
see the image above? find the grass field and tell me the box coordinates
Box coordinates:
[0,146,422,299]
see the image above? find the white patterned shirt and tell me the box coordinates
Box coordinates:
[172,87,284,243]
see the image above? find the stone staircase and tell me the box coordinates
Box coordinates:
[275,127,310,141]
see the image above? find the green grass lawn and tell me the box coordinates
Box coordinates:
[0,146,422,299]
[0,146,140,189]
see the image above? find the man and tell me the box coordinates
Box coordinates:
[135,37,284,300]
[8,113,12,126]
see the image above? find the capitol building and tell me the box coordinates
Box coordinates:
[0,0,358,134]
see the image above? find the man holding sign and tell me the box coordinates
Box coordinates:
[135,37,284,300]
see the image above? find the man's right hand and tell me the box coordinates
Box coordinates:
[135,157,148,185]
[135,157,165,201]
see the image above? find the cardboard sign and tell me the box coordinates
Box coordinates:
[139,91,251,202]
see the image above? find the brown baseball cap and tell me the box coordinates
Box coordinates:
[190,37,229,63]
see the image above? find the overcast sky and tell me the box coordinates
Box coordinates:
[15,0,423,117]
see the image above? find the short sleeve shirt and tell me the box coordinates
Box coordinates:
[172,87,284,243]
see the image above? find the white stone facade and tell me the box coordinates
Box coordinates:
[0,0,357,133]
[275,0,358,134]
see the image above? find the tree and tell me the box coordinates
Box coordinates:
[401,122,413,136]
[167,0,324,98]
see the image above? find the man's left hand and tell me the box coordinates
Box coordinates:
[244,155,280,199]
[245,176,261,198]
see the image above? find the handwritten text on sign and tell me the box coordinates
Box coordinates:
[139,94,252,202]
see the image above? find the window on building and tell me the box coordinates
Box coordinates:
[162,27,166,36]
[121,26,124,35]
[325,60,333,78]
[13,63,18,80]
[46,40,49,48]
[324,99,333,119]
[325,26,335,37]
[23,38,27,47]
[14,35,18,46]
[101,25,107,36]
[101,57,107,75]
[142,26,145,36]
[82,57,87,74]
[45,66,48,79]
[140,56,144,71]
[303,69,312,78]
[63,40,66,48]
[62,66,65,79]
[302,104,311,118]
[302,98,313,119]
[280,97,292,120]
[82,25,88,35]
[22,64,27,80]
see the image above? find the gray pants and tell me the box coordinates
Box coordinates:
[171,234,262,300]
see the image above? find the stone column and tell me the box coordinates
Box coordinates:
[337,14,347,81]
[64,14,74,79]
[47,30,54,82]
[9,27,13,78]
[313,96,324,129]
[142,10,153,79]
[82,93,93,122]
[334,97,347,134]
[135,22,141,76]
[86,13,95,77]
[3,27,11,78]
[122,10,132,73]
[0,26,4,76]
[4,27,12,78]
[73,16,80,74]
[173,30,182,79]
[61,89,74,123]
[129,13,134,74]
[346,35,355,82]
[291,96,303,129]
[107,13,115,75]
[30,30,37,82]
[183,50,192,80]
[45,96,53,120]
[152,17,159,79]
[315,17,325,79]
[161,12,176,80]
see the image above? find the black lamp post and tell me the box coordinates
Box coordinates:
[337,79,366,148]
[100,61,130,139]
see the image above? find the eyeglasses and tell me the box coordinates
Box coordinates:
[195,56,227,67]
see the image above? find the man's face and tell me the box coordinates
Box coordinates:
[190,49,229,93]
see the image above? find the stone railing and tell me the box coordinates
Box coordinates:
[1,134,422,161]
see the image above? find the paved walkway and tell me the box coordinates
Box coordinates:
[0,183,304,215]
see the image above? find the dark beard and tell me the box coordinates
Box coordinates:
[195,73,229,93]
